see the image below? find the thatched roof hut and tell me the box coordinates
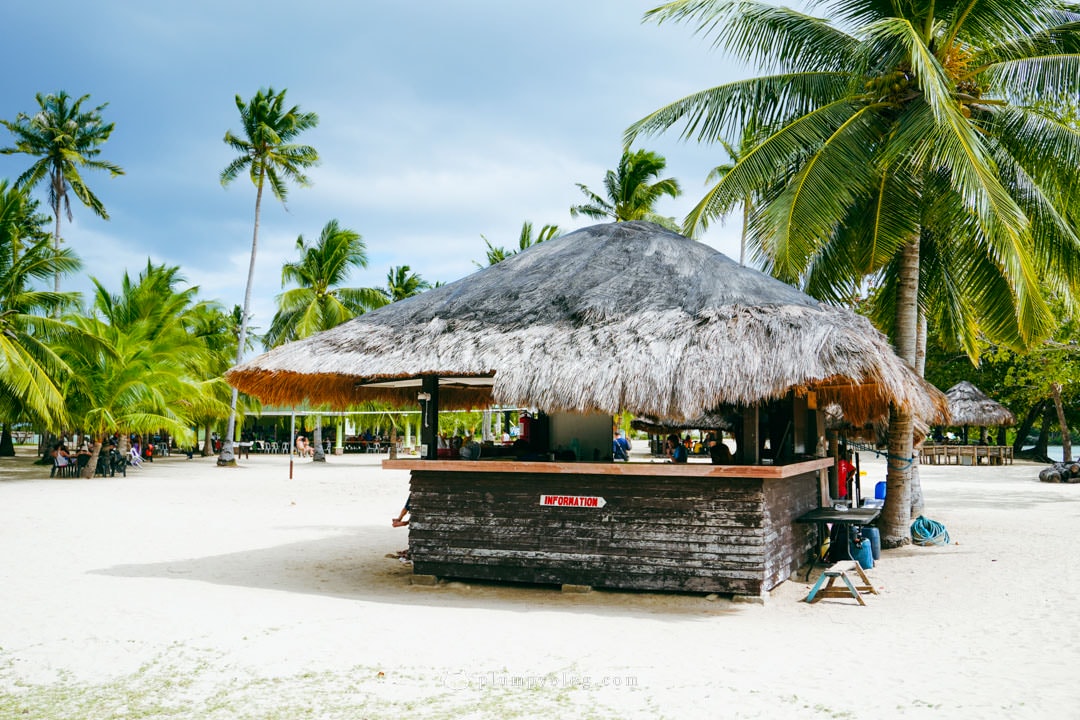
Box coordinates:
[227,222,944,425]
[944,381,1015,427]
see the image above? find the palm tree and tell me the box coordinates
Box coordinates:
[629,0,1080,546]
[62,263,204,476]
[218,87,319,466]
[380,265,431,303]
[266,220,385,461]
[476,221,561,267]
[180,302,240,457]
[0,181,83,444]
[1,91,124,294]
[570,148,681,230]
[265,220,386,347]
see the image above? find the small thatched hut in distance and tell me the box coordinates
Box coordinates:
[943,381,1015,444]
[227,221,945,597]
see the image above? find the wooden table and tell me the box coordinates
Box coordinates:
[795,506,881,578]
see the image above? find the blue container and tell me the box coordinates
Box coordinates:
[874,481,887,499]
[862,526,881,561]
[850,535,874,570]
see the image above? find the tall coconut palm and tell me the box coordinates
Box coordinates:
[476,221,561,267]
[570,148,681,230]
[218,87,319,466]
[1,92,124,294]
[380,265,431,303]
[266,220,385,461]
[629,0,1080,546]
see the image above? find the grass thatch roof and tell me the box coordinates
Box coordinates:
[944,381,1015,427]
[227,222,946,426]
[631,411,736,435]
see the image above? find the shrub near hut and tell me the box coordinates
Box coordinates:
[1039,462,1080,483]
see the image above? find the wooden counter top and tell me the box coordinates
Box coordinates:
[382,457,833,478]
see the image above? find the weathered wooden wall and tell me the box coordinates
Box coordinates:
[408,468,818,596]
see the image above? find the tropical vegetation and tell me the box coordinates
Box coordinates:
[629,0,1080,545]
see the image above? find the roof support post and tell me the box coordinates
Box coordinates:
[741,405,760,465]
[420,375,440,460]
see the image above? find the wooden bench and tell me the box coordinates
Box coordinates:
[804,561,878,605]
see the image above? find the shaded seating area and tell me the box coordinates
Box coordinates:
[920,443,1014,465]
[925,382,1016,466]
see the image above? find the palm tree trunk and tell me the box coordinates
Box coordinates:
[202,423,213,456]
[83,437,102,479]
[52,183,63,313]
[0,423,14,457]
[1013,402,1039,454]
[881,238,920,548]
[1052,382,1072,462]
[312,415,326,462]
[220,172,265,466]
[909,311,928,518]
[1034,403,1055,462]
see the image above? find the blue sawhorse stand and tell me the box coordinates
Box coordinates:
[804,561,878,605]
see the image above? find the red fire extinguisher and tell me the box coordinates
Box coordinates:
[519,413,532,443]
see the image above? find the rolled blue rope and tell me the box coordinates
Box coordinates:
[911,515,950,545]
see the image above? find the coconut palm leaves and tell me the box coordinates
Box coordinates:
[571,149,682,230]
[380,266,431,303]
[477,221,561,267]
[61,263,214,475]
[1,91,124,293]
[630,0,1080,348]
[266,220,385,347]
[219,87,319,464]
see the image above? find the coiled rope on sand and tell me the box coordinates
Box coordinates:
[911,515,950,546]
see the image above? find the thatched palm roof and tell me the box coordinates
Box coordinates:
[631,411,736,435]
[227,222,945,425]
[944,381,1015,427]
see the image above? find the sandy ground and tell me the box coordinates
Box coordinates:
[1,446,1078,719]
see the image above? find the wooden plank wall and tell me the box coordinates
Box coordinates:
[762,472,819,590]
[409,469,819,596]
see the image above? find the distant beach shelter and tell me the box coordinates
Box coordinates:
[943,381,1015,443]
[227,221,944,597]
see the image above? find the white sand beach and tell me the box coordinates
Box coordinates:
[1,448,1078,719]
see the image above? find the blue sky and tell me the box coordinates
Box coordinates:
[0,1,751,339]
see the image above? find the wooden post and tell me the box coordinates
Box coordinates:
[742,405,760,465]
[420,375,439,460]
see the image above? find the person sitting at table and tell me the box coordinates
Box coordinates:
[667,434,688,464]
